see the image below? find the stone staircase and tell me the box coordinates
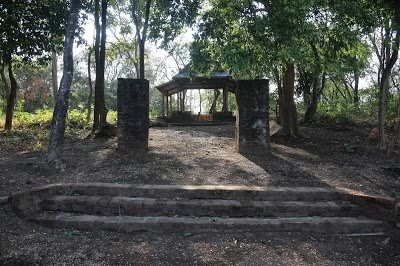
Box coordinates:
[5,183,397,234]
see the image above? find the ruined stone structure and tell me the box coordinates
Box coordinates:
[156,65,236,123]
[117,75,270,153]
[236,79,270,154]
[117,78,149,151]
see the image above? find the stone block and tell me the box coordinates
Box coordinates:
[59,205,72,212]
[236,79,269,154]
[10,184,60,217]
[117,78,149,151]
[98,207,112,216]
[98,197,110,207]
[109,197,123,208]
[72,204,86,213]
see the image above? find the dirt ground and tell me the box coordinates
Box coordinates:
[1,123,400,265]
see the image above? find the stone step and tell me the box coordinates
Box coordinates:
[31,212,386,234]
[62,183,346,202]
[41,195,361,218]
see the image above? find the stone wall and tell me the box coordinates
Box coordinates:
[117,79,149,151]
[235,79,270,154]
[10,184,61,217]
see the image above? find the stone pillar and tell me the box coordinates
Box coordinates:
[117,79,149,152]
[235,79,270,154]
[222,87,228,112]
[161,94,165,117]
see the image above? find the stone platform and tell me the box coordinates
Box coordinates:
[2,183,397,234]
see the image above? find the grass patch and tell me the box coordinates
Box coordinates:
[64,229,81,237]
[1,204,12,215]
[0,109,92,151]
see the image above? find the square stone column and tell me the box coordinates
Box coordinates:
[235,79,270,154]
[117,79,149,152]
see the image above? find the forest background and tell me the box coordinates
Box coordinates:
[0,0,399,157]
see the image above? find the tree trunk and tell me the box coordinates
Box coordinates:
[304,74,326,123]
[52,50,58,106]
[5,60,17,131]
[304,43,324,123]
[87,47,93,123]
[198,89,202,114]
[99,0,108,126]
[209,89,220,114]
[354,72,359,105]
[139,40,145,80]
[273,66,282,123]
[93,0,108,130]
[93,0,101,130]
[279,63,298,137]
[378,69,390,150]
[378,30,399,150]
[0,66,10,110]
[388,102,400,153]
[48,0,80,169]
[132,0,151,80]
[377,3,400,150]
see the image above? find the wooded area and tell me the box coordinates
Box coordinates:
[0,0,399,164]
[1,2,400,264]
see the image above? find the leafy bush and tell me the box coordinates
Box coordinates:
[312,99,357,125]
[107,111,117,124]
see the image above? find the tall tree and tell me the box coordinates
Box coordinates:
[93,0,108,130]
[131,0,151,80]
[0,0,67,130]
[281,63,299,136]
[0,65,10,108]
[192,0,375,134]
[191,0,311,137]
[48,0,81,169]
[369,1,400,150]
[129,0,200,79]
[87,46,94,123]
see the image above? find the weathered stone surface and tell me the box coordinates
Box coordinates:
[235,79,270,154]
[117,78,149,151]
[9,183,397,234]
[0,196,9,205]
[9,184,61,217]
[30,213,385,234]
[40,195,361,218]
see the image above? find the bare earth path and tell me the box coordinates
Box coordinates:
[1,124,399,265]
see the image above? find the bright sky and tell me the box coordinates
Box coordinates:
[80,15,194,84]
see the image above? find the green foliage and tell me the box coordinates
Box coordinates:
[312,99,357,125]
[386,93,400,122]
[147,0,201,47]
[64,229,81,237]
[1,204,12,215]
[107,111,118,124]
[61,188,80,196]
[191,0,371,78]
[0,109,92,151]
[183,232,193,237]
[309,81,400,126]
[343,143,355,153]
[0,1,68,64]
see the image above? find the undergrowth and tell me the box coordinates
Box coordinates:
[0,109,117,151]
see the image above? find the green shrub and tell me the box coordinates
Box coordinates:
[0,109,92,151]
